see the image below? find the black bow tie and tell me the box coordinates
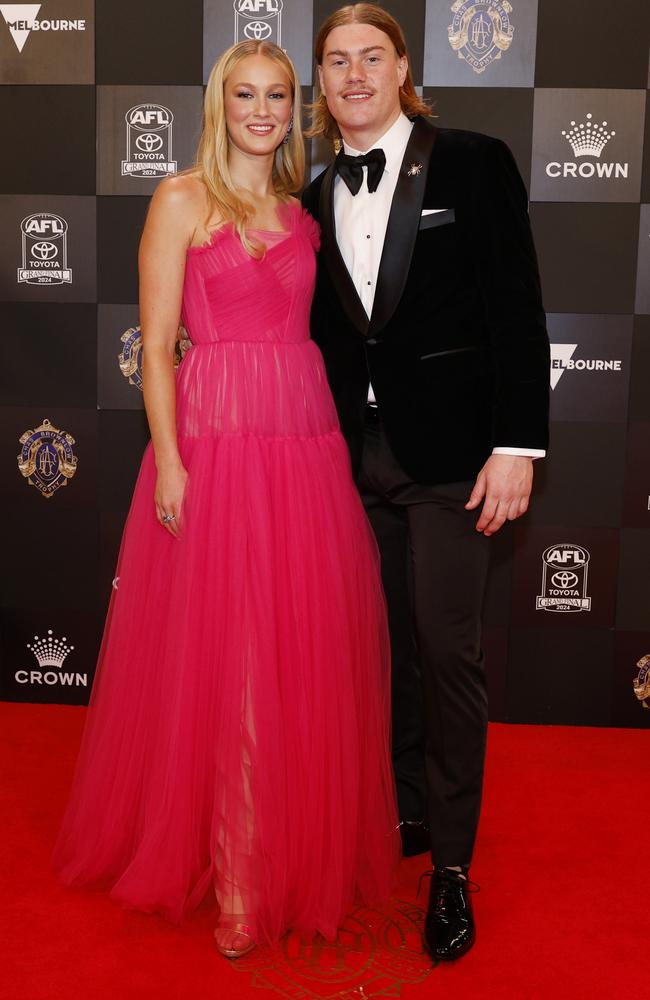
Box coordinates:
[336,148,386,196]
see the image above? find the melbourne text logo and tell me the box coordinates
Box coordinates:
[550,343,623,389]
[0,3,86,53]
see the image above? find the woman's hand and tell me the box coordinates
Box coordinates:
[155,462,188,538]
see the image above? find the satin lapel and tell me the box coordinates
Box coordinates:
[318,157,370,336]
[369,118,438,336]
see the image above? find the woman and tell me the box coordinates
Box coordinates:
[52,40,399,958]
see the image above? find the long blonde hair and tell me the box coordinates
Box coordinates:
[193,40,305,255]
[308,4,431,142]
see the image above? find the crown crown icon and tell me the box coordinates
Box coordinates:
[27,629,74,668]
[561,113,615,158]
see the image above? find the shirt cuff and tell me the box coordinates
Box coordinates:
[492,447,546,459]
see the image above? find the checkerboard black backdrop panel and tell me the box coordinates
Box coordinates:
[1,0,649,726]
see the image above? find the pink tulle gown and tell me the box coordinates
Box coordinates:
[52,200,399,944]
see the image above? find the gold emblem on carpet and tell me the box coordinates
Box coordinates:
[233,899,433,998]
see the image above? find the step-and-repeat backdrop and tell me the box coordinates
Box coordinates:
[1,0,649,726]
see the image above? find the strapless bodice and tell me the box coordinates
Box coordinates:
[173,202,337,440]
[180,201,320,347]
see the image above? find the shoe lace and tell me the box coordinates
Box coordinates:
[417,867,481,904]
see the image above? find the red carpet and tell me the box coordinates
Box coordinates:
[1,702,647,1000]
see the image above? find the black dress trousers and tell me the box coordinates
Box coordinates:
[357,407,491,867]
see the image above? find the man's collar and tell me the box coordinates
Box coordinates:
[342,112,414,173]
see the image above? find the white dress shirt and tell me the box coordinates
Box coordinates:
[333,112,545,459]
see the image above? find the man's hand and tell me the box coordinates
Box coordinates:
[465,455,534,536]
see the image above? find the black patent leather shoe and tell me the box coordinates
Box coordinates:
[421,867,479,962]
[399,819,431,857]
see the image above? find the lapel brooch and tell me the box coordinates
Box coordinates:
[407,162,423,177]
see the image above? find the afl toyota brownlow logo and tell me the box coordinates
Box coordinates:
[233,0,282,45]
[18,212,71,285]
[536,544,592,613]
[122,104,177,178]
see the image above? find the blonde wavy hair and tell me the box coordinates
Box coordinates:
[307,4,431,143]
[192,40,305,256]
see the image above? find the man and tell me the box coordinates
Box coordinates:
[302,4,550,962]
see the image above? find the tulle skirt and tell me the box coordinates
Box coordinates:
[52,340,399,943]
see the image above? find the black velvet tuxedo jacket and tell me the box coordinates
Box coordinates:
[302,115,550,486]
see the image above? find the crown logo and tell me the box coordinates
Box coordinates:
[26,629,74,668]
[561,114,615,158]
